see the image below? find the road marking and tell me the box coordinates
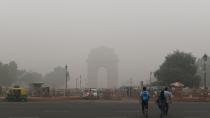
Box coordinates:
[96,116,127,118]
[116,110,139,113]
[184,110,209,113]
[9,116,40,118]
[44,110,71,113]
[184,116,201,118]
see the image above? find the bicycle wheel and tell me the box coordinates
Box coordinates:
[164,106,167,116]
[160,110,164,118]
[145,108,148,118]
[160,106,165,118]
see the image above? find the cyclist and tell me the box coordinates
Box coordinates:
[164,87,172,115]
[139,87,150,114]
[156,90,167,116]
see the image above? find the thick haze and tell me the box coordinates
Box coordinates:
[0,0,210,87]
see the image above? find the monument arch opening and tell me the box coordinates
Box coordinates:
[87,47,119,88]
[97,67,108,88]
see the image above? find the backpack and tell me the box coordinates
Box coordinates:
[142,91,149,102]
[159,91,166,103]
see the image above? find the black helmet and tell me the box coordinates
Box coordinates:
[143,87,147,91]
[164,87,168,91]
[160,90,165,99]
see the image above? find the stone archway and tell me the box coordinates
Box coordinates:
[87,47,119,88]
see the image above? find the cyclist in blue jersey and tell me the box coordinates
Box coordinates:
[139,87,150,114]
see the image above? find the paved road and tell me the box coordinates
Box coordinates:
[0,100,209,118]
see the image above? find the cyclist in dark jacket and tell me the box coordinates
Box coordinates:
[156,90,167,115]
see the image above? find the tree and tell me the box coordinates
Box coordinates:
[44,66,67,88]
[17,71,43,86]
[154,51,201,88]
[0,61,45,87]
[0,61,19,86]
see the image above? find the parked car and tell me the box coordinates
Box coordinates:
[82,88,99,99]
[82,89,90,98]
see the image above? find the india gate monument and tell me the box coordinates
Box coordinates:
[87,47,119,88]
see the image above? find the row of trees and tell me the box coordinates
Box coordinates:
[1,50,208,88]
[154,50,209,88]
[0,61,67,88]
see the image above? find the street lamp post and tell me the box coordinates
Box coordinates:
[65,65,68,96]
[203,54,208,90]
[80,75,82,89]
[150,72,152,88]
[128,78,133,97]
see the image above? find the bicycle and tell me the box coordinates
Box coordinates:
[159,102,167,118]
[142,102,149,118]
[144,106,148,118]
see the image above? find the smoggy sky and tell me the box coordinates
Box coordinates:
[0,0,210,86]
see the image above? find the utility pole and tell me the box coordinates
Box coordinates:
[129,78,133,97]
[80,75,82,89]
[84,78,86,88]
[204,65,207,89]
[76,78,78,89]
[130,78,133,87]
[84,78,88,88]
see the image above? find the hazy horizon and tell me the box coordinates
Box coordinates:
[1,0,210,87]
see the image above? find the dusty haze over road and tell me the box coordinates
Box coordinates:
[0,0,210,86]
